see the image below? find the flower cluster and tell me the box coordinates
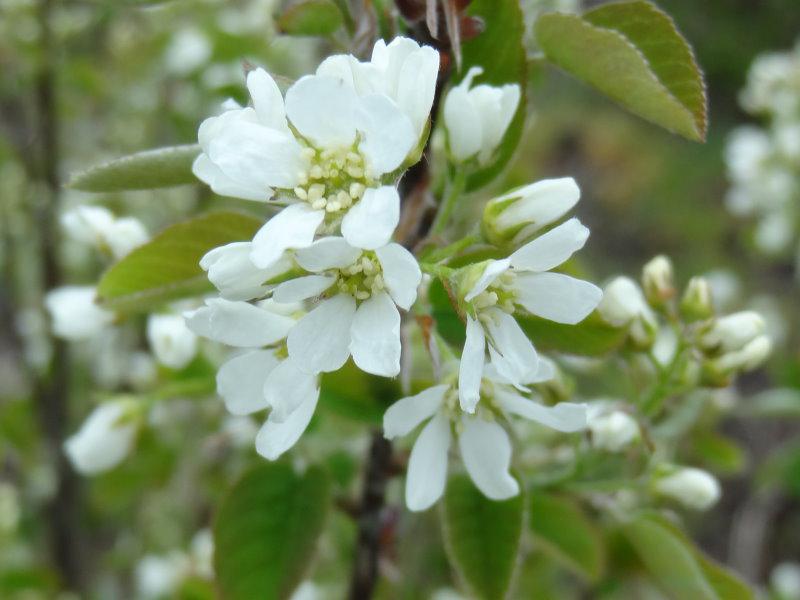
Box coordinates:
[187,36,604,509]
[725,39,800,267]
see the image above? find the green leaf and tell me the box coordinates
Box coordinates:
[536,1,707,141]
[516,312,627,356]
[738,388,800,418]
[277,0,344,36]
[528,492,605,582]
[442,474,525,599]
[68,145,200,192]
[96,211,262,313]
[622,513,754,600]
[691,431,747,476]
[459,0,527,190]
[214,463,330,600]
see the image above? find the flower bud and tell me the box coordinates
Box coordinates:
[44,286,114,341]
[63,400,140,475]
[680,276,714,321]
[147,314,198,370]
[703,334,772,385]
[588,407,639,452]
[597,277,658,348]
[443,67,520,165]
[700,311,765,353]
[106,217,149,259]
[654,466,721,510]
[482,178,580,245]
[61,206,148,259]
[642,255,675,306]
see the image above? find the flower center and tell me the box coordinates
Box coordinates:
[472,271,517,314]
[333,252,385,302]
[294,144,373,217]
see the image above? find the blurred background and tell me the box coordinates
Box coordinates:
[1,0,799,597]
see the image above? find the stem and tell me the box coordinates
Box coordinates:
[33,0,86,590]
[429,169,467,236]
[420,262,455,279]
[347,430,393,600]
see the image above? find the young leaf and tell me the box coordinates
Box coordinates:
[442,473,525,599]
[459,0,527,190]
[528,492,606,582]
[516,312,627,356]
[536,1,706,141]
[96,211,262,313]
[68,145,201,192]
[622,513,754,599]
[214,463,330,600]
[277,0,344,36]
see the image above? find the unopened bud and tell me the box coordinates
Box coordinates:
[588,408,639,452]
[703,334,772,385]
[597,277,658,348]
[700,311,766,353]
[654,466,721,511]
[642,255,675,306]
[147,313,198,370]
[680,276,714,321]
[482,178,580,245]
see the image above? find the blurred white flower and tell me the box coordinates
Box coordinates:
[597,277,657,347]
[64,400,139,475]
[443,67,520,165]
[772,562,800,600]
[641,255,674,304]
[587,404,639,452]
[147,313,198,370]
[45,286,114,341]
[164,27,211,75]
[654,467,721,510]
[61,205,148,259]
[135,552,190,600]
[700,311,765,353]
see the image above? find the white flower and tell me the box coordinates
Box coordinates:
[200,241,294,301]
[61,205,148,259]
[457,217,601,411]
[482,177,581,245]
[587,404,639,452]
[63,400,139,475]
[597,276,657,347]
[193,39,435,266]
[654,467,721,511]
[384,367,586,511]
[147,313,199,370]
[281,236,422,376]
[700,311,765,353]
[771,562,800,600]
[164,27,211,75]
[443,66,520,165]
[45,286,114,341]
[185,298,320,460]
[136,552,191,600]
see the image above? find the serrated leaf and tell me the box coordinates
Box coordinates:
[529,492,605,582]
[622,513,754,600]
[459,0,527,190]
[442,474,525,599]
[96,211,262,313]
[536,1,706,141]
[214,463,330,600]
[278,0,343,36]
[68,145,200,192]
[516,312,627,356]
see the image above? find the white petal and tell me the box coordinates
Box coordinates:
[246,68,288,131]
[201,242,291,301]
[375,242,421,310]
[493,178,580,234]
[349,292,401,376]
[406,412,451,511]
[63,402,137,475]
[355,94,415,175]
[509,218,590,272]
[514,272,602,324]
[45,286,114,341]
[464,259,511,302]
[341,186,400,250]
[294,237,362,272]
[250,204,325,269]
[207,119,306,190]
[494,388,587,432]
[216,350,278,415]
[443,70,483,162]
[263,358,319,422]
[459,418,519,500]
[316,54,357,87]
[273,275,335,303]
[193,154,270,201]
[458,316,485,413]
[184,298,295,347]
[255,387,319,460]
[287,294,356,373]
[383,384,449,438]
[472,83,520,164]
[395,44,439,138]
[285,75,357,148]
[484,310,538,386]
